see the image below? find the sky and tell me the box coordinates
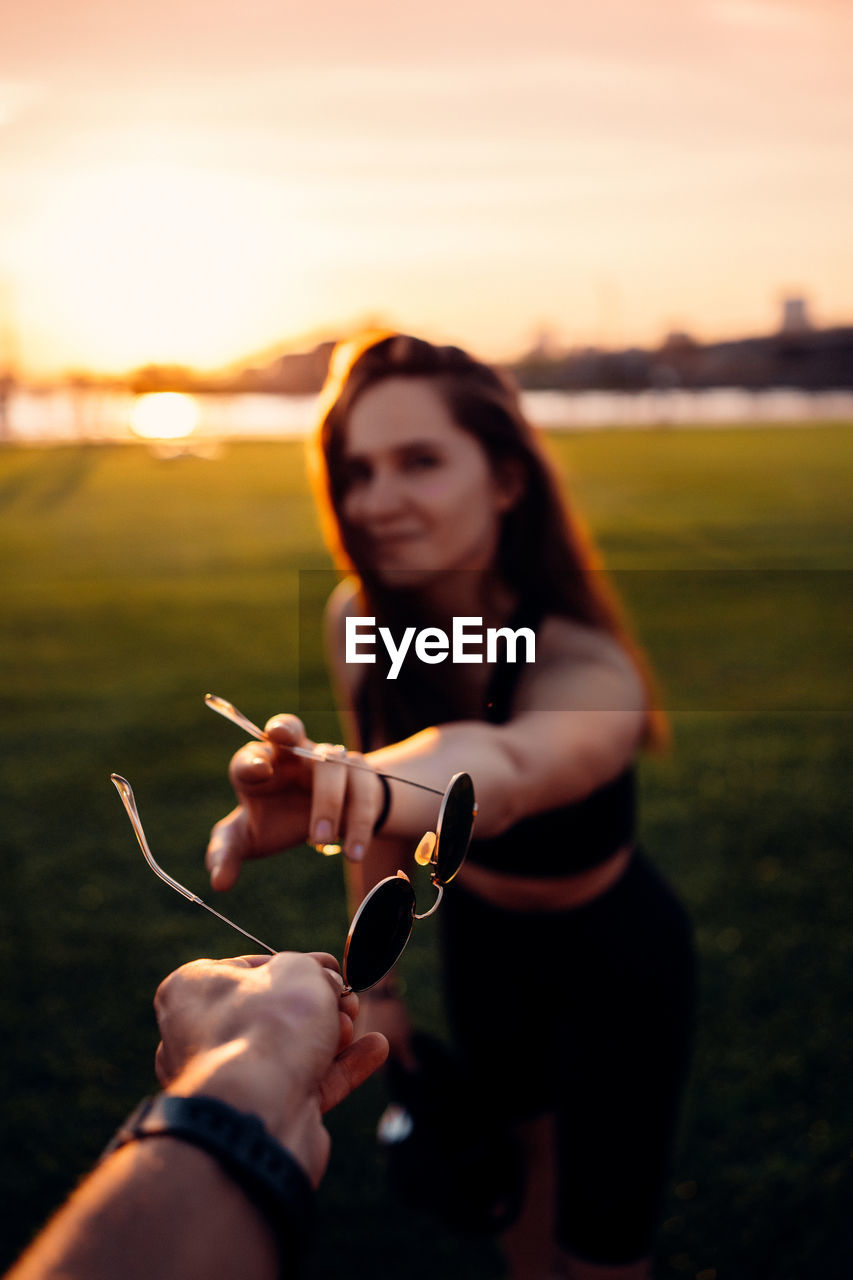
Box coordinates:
[1,0,851,376]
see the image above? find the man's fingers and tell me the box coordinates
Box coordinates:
[338,1010,354,1051]
[339,989,359,1022]
[304,953,361,1022]
[318,1033,389,1114]
[154,1041,173,1085]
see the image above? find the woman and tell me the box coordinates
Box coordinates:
[206,332,694,1280]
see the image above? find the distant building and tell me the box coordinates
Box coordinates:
[780,296,813,335]
[508,320,853,392]
[243,341,335,394]
[526,327,563,361]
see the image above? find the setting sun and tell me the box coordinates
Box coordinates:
[129,391,200,440]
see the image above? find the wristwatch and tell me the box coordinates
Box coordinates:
[102,1093,314,1276]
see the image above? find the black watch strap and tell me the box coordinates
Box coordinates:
[102,1094,314,1276]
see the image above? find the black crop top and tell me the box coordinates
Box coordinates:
[355,607,637,877]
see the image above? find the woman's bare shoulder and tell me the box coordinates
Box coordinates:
[325,576,364,632]
[536,614,631,665]
[518,613,647,712]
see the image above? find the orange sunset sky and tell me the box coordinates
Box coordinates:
[1,0,851,376]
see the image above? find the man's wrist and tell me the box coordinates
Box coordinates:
[168,1041,309,1163]
[102,1093,314,1276]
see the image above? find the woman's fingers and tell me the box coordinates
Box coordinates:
[229,744,274,787]
[211,713,388,878]
[340,757,386,862]
[306,749,388,863]
[209,718,319,890]
[263,713,310,751]
[308,745,349,851]
[229,717,313,796]
[206,807,250,890]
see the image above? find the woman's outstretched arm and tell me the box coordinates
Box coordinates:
[206,608,647,894]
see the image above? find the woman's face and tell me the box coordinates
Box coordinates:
[338,377,515,584]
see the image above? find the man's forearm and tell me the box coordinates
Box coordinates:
[7,1136,281,1280]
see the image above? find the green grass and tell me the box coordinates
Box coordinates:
[1,426,851,1277]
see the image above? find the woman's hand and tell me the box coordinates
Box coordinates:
[205,714,388,890]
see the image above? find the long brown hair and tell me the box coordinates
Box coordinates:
[307,331,666,745]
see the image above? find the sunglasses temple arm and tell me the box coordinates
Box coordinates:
[205,694,444,796]
[204,694,266,742]
[110,774,277,956]
[190,900,278,956]
[294,751,446,797]
[413,881,444,921]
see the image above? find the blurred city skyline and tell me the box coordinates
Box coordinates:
[1,0,851,377]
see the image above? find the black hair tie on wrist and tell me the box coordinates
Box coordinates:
[372,774,392,836]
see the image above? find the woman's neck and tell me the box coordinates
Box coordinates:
[414,570,517,631]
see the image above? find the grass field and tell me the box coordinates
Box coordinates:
[1,426,851,1278]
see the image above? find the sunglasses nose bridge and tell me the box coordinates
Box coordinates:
[413,880,444,921]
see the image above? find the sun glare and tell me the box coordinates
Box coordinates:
[130,392,200,440]
[12,156,331,373]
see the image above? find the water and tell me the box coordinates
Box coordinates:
[2,389,319,443]
[3,386,852,443]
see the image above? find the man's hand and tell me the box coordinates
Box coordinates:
[153,951,388,1185]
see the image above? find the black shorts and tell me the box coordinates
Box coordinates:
[440,850,695,1265]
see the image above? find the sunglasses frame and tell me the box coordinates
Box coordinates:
[110,762,475,993]
[340,767,476,989]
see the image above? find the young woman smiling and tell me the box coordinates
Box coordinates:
[207,333,695,1280]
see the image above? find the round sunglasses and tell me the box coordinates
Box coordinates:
[341,768,475,991]
[111,715,475,992]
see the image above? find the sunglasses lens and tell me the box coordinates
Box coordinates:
[343,874,416,992]
[434,771,476,885]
